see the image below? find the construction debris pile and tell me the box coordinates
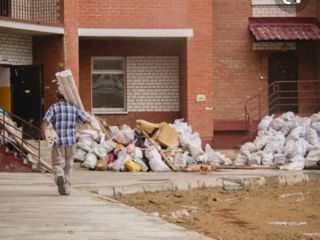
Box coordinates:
[235,112,320,170]
[74,118,232,172]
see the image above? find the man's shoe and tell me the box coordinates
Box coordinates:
[57,176,66,195]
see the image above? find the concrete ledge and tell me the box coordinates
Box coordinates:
[98,172,319,197]
[144,182,175,193]
[114,184,145,195]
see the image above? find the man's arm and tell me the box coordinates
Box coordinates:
[41,120,48,140]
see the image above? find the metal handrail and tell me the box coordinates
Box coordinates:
[245,80,320,136]
[0,108,41,165]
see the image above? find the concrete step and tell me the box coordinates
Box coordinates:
[0,146,32,172]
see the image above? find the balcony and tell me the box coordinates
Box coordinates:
[0,0,63,25]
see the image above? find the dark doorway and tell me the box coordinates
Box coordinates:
[10,65,43,139]
[0,0,11,17]
[268,52,298,114]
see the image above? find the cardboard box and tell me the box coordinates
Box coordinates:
[95,159,108,171]
[151,123,178,148]
[136,119,160,134]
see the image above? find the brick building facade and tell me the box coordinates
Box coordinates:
[0,0,319,148]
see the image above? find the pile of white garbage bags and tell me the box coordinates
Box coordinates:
[74,118,232,172]
[235,112,320,170]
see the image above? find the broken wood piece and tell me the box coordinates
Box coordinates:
[141,130,176,171]
[94,115,113,140]
[136,120,160,134]
[184,164,216,172]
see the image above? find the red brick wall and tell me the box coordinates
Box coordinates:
[33,36,64,111]
[63,0,79,87]
[78,0,187,28]
[79,38,184,127]
[179,40,188,121]
[212,0,268,122]
[297,0,320,113]
[185,0,214,142]
[77,0,215,142]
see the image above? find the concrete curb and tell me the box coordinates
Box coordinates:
[96,171,317,198]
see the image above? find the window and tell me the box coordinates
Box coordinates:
[91,57,126,113]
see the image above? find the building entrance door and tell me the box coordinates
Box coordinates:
[10,65,43,138]
[268,52,298,114]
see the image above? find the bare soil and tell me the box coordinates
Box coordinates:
[114,180,320,240]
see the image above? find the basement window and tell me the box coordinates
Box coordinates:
[91,57,126,114]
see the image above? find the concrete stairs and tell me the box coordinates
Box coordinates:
[0,146,32,172]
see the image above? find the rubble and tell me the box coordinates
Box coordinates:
[74,118,233,172]
[235,112,320,170]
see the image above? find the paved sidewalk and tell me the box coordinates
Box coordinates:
[0,169,319,240]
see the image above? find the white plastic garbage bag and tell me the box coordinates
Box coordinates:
[274,153,286,165]
[215,151,232,165]
[312,122,320,133]
[306,149,320,162]
[77,142,92,152]
[188,144,204,158]
[240,142,257,158]
[305,127,319,145]
[81,129,99,140]
[108,150,129,171]
[93,145,108,160]
[234,154,248,166]
[198,144,220,166]
[172,153,187,171]
[291,138,308,157]
[284,139,296,158]
[170,119,192,135]
[115,125,134,145]
[262,151,274,166]
[248,150,263,165]
[81,153,97,169]
[145,147,171,172]
[297,117,312,128]
[101,139,116,153]
[280,111,295,121]
[269,118,284,131]
[287,126,305,141]
[281,160,305,171]
[311,113,320,123]
[258,115,273,131]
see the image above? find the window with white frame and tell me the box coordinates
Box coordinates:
[91,57,126,113]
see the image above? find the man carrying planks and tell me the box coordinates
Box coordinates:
[41,93,91,195]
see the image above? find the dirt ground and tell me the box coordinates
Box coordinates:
[114,180,320,240]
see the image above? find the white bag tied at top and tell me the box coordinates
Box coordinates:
[305,127,319,146]
[240,142,257,158]
[81,153,97,169]
[108,149,129,171]
[235,154,248,166]
[145,147,171,172]
[258,115,274,131]
[306,149,320,162]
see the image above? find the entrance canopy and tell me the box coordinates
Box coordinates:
[249,17,320,41]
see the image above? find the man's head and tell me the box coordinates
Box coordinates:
[56,93,65,101]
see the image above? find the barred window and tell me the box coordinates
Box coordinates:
[91,57,126,113]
